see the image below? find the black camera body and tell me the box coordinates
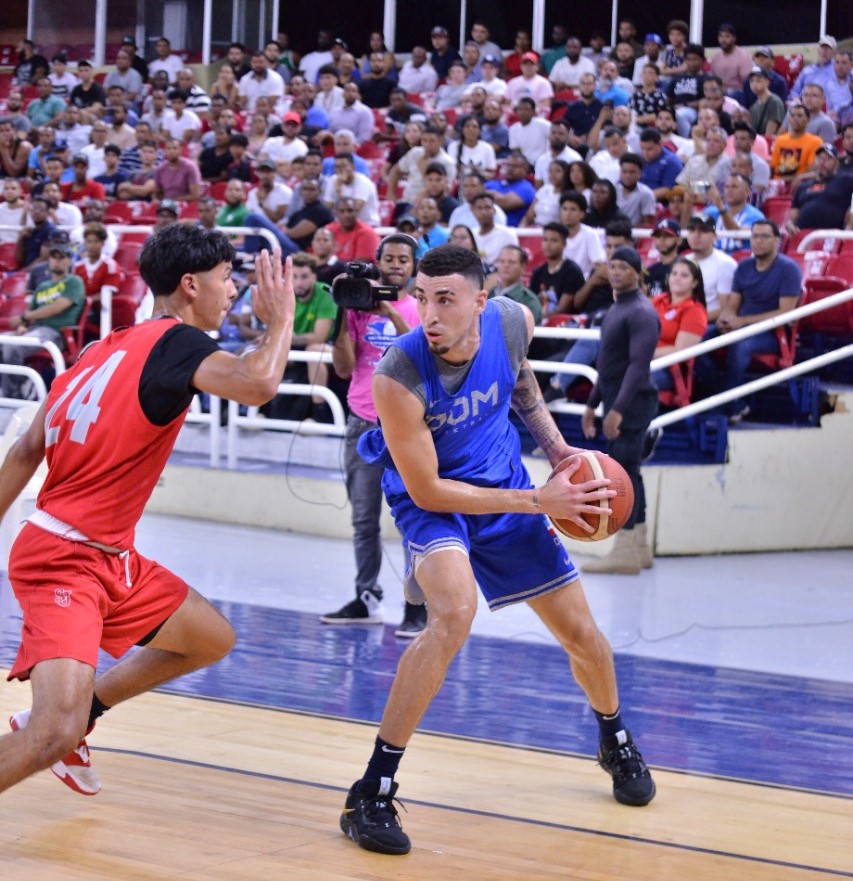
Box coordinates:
[331,261,398,311]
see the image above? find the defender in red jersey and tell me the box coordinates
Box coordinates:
[0,224,295,796]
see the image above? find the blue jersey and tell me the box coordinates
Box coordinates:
[358,299,521,501]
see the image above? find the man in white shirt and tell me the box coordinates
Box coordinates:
[632,34,664,86]
[475,56,508,99]
[508,97,551,167]
[615,154,656,226]
[472,192,519,263]
[246,158,292,224]
[47,54,78,100]
[261,111,309,175]
[147,37,184,85]
[314,65,345,115]
[326,82,374,144]
[388,127,456,206]
[506,53,554,112]
[684,214,736,323]
[549,37,596,90]
[141,89,171,139]
[41,181,83,229]
[448,172,508,229]
[238,52,285,113]
[0,179,27,243]
[56,105,92,155]
[533,120,582,185]
[299,30,334,84]
[398,47,439,94]
[559,191,605,276]
[322,153,380,226]
[588,126,628,184]
[163,90,202,143]
[80,121,109,178]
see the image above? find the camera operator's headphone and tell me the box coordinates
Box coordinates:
[376,233,419,273]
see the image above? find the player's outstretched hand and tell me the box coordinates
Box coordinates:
[252,249,295,329]
[537,456,614,524]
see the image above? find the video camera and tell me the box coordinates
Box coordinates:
[331,261,398,311]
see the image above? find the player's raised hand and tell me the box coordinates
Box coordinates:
[253,249,295,328]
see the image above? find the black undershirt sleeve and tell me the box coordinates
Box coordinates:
[138,321,222,426]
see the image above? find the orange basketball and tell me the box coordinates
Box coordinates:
[546,451,634,541]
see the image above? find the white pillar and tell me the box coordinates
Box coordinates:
[94,0,107,67]
[459,0,467,56]
[819,0,827,38]
[610,0,618,49]
[202,0,212,65]
[689,0,705,44]
[383,0,396,51]
[532,0,545,54]
[271,0,280,42]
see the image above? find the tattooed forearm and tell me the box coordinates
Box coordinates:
[511,361,570,462]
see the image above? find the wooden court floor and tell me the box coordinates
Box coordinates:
[1,679,850,881]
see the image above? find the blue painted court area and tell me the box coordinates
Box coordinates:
[4,591,846,798]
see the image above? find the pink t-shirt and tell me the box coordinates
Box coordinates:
[154,158,201,198]
[346,294,421,422]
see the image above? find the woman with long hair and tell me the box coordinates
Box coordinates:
[359,31,397,80]
[447,115,497,180]
[383,120,424,177]
[449,224,499,289]
[568,160,597,203]
[650,256,708,391]
[210,61,241,108]
[521,159,571,226]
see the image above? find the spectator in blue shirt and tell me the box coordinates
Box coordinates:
[695,219,801,422]
[701,174,765,254]
[638,127,684,199]
[485,152,536,227]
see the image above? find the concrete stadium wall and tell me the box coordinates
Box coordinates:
[148,389,853,557]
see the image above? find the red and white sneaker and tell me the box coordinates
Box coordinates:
[9,709,101,796]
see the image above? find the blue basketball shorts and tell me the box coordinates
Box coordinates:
[388,463,580,611]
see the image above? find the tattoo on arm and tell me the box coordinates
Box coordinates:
[511,362,565,461]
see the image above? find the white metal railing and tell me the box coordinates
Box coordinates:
[0,365,49,404]
[797,230,853,252]
[0,334,66,378]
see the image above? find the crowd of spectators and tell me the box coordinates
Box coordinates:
[0,24,851,414]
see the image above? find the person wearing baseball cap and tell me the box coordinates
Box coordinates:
[0,235,86,396]
[786,141,853,233]
[747,65,786,135]
[789,35,837,100]
[646,218,683,296]
[631,35,664,87]
[582,243,660,574]
[505,51,554,110]
[710,23,752,93]
[741,46,788,109]
[429,25,460,82]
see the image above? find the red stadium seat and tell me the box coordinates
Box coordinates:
[109,295,140,329]
[762,197,792,228]
[118,273,150,306]
[0,271,28,298]
[0,293,28,331]
[750,325,797,372]
[356,140,384,159]
[731,249,752,263]
[799,277,853,337]
[209,181,229,201]
[60,297,94,365]
[659,359,695,409]
[0,241,18,272]
[826,253,853,285]
[378,199,395,226]
[113,240,144,274]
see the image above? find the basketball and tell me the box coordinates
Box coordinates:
[546,452,634,541]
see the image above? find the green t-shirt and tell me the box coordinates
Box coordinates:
[216,202,251,226]
[294,283,338,339]
[30,273,85,332]
[488,283,542,325]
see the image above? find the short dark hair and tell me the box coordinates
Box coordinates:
[471,191,495,205]
[684,43,705,58]
[559,190,587,211]
[318,64,338,77]
[604,218,634,240]
[83,221,107,242]
[752,219,780,238]
[229,133,249,148]
[640,127,662,144]
[168,88,189,102]
[139,225,236,297]
[500,244,527,265]
[104,143,122,156]
[418,244,484,289]
[291,252,318,270]
[732,121,756,138]
[425,161,447,176]
[542,221,569,240]
[516,96,536,110]
[334,152,355,165]
[619,152,643,169]
[377,232,419,264]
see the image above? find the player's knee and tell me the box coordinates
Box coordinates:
[204,618,236,663]
[25,718,87,767]
[562,617,608,658]
[428,601,475,650]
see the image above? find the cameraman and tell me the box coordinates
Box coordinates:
[321,234,426,637]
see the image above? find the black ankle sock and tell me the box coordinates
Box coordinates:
[87,693,110,730]
[363,735,405,785]
[593,707,624,740]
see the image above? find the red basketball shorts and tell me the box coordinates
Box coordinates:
[6,523,189,682]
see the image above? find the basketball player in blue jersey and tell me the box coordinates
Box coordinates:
[338,244,656,856]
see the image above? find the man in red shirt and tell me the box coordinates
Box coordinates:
[326,197,380,262]
[73,221,124,336]
[0,225,295,797]
[61,154,107,205]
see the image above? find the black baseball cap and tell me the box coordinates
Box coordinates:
[686,215,715,231]
[653,218,681,237]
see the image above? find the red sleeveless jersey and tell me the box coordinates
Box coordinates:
[37,318,191,549]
